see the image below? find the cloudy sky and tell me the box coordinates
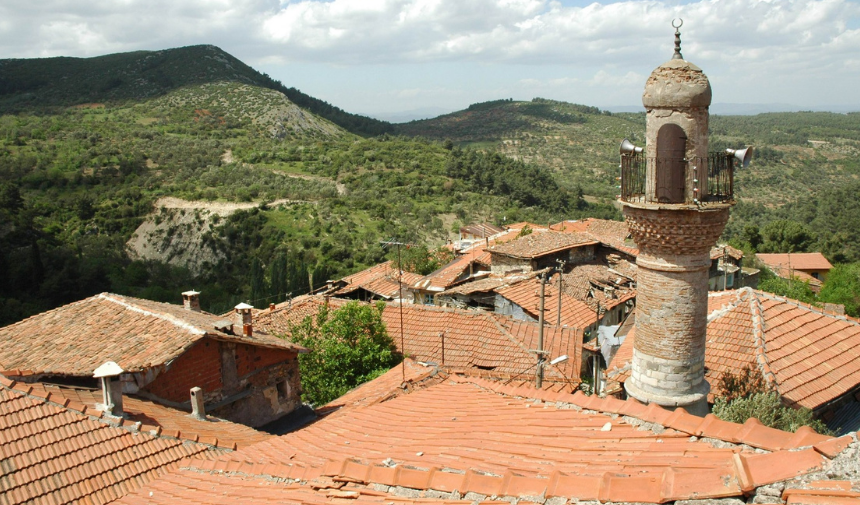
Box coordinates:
[2,0,859,119]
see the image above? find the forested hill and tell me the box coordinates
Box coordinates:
[0,45,392,137]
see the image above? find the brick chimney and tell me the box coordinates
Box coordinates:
[182,290,201,312]
[234,303,254,337]
[93,361,124,417]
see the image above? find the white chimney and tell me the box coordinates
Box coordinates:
[93,361,124,417]
[189,386,206,420]
[182,290,201,311]
[235,303,254,337]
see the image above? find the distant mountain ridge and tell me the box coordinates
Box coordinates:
[0,45,392,137]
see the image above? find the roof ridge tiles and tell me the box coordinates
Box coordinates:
[98,293,207,336]
[748,288,779,388]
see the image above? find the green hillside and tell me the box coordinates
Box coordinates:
[0,55,605,325]
[396,99,860,262]
[2,46,859,325]
[0,45,392,137]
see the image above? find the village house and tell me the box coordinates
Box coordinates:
[756,251,833,292]
[323,260,422,302]
[0,291,306,428]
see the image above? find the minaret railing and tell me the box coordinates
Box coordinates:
[620,153,734,204]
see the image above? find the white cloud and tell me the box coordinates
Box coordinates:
[0,0,858,110]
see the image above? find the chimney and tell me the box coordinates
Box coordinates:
[234,303,254,337]
[269,303,276,312]
[93,361,124,417]
[189,387,206,420]
[182,290,201,312]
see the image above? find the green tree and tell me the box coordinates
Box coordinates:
[819,263,860,317]
[758,275,817,305]
[289,301,401,406]
[759,220,816,253]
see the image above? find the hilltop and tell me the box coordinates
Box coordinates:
[0,45,392,137]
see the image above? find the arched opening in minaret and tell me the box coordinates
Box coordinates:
[655,123,687,203]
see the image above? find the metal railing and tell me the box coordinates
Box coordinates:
[620,152,734,205]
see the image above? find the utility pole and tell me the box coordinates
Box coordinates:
[380,239,413,382]
[556,259,566,325]
[536,273,546,388]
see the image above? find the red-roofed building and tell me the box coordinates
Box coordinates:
[0,292,307,427]
[326,261,423,302]
[757,252,833,291]
[489,231,599,274]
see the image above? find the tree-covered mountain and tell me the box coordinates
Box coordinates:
[0,45,393,137]
[2,45,859,326]
[0,50,609,325]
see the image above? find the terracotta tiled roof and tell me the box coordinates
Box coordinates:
[460,223,505,238]
[115,462,497,505]
[208,374,846,504]
[413,247,488,291]
[438,275,508,295]
[607,288,860,411]
[495,277,597,329]
[783,480,860,504]
[711,244,745,260]
[0,375,222,505]
[552,218,639,257]
[0,293,303,377]
[317,358,444,418]
[254,296,582,386]
[757,252,833,272]
[334,261,423,299]
[18,382,272,449]
[489,231,598,259]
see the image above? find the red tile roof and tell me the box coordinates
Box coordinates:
[0,375,222,505]
[254,296,582,386]
[17,381,272,449]
[460,223,505,238]
[413,247,489,291]
[495,277,597,329]
[115,463,492,505]
[757,252,833,272]
[202,374,845,504]
[553,218,639,257]
[607,288,860,411]
[0,293,303,377]
[783,480,860,504]
[317,358,444,418]
[334,261,423,299]
[711,244,745,261]
[489,231,598,260]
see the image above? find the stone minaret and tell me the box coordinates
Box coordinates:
[621,22,735,416]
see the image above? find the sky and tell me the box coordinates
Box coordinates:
[2,0,859,120]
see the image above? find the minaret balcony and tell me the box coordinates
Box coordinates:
[620,152,735,206]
